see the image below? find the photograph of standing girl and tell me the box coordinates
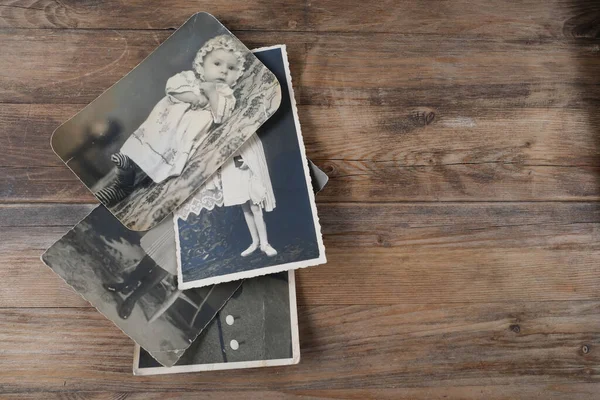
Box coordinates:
[222,134,277,258]
[174,45,326,290]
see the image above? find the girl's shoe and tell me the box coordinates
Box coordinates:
[260,243,277,257]
[241,243,259,257]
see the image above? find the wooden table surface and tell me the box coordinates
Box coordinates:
[1,1,600,398]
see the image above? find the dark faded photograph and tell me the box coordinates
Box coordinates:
[50,13,281,231]
[41,206,241,367]
[174,45,326,289]
[133,270,299,375]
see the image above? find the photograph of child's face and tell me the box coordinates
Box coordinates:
[203,49,241,87]
[50,13,281,231]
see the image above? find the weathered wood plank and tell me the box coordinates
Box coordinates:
[3,202,599,245]
[3,104,600,168]
[0,166,96,203]
[317,161,600,202]
[3,163,599,203]
[3,104,600,201]
[6,386,600,400]
[0,0,306,31]
[0,0,598,42]
[0,203,94,226]
[1,30,599,106]
[301,106,600,166]
[309,0,600,39]
[8,246,597,307]
[2,202,600,307]
[0,104,72,168]
[0,302,598,392]
[3,104,600,204]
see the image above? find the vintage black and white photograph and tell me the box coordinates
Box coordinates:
[174,45,326,289]
[50,12,281,231]
[41,205,242,367]
[133,270,299,375]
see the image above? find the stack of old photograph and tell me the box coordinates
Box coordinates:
[41,12,327,375]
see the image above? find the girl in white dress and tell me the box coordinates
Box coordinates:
[221,134,277,257]
[96,35,245,206]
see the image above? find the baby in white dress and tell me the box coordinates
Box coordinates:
[96,35,246,206]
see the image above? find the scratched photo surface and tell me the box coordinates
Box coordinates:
[51,12,281,231]
[41,205,241,367]
[134,270,299,375]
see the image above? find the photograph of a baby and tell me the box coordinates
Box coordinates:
[50,13,281,231]
[95,35,243,207]
[174,45,326,289]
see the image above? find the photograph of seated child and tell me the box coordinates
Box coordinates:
[102,254,169,320]
[96,35,245,207]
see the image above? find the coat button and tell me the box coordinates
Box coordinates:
[230,339,239,350]
[226,315,235,325]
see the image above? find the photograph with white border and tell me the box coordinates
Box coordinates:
[41,205,241,367]
[133,270,299,375]
[173,45,326,290]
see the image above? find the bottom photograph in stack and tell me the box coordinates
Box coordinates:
[133,270,299,375]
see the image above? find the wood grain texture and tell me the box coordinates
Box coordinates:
[2,0,600,397]
[4,163,600,203]
[1,29,599,106]
[2,203,599,307]
[2,103,600,203]
[1,0,599,41]
[5,387,600,400]
[0,302,598,394]
[3,104,600,167]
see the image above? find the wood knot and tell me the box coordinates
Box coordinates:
[321,162,337,176]
[410,109,436,126]
[563,12,600,39]
[509,324,520,334]
[376,234,391,248]
[582,344,590,354]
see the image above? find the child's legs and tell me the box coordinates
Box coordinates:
[241,202,259,245]
[104,254,152,292]
[125,255,154,285]
[118,263,168,319]
[127,264,168,303]
[249,203,269,245]
[111,152,136,187]
[95,152,136,206]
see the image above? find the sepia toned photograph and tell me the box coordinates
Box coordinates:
[50,12,281,231]
[174,45,326,289]
[41,205,241,367]
[133,270,299,375]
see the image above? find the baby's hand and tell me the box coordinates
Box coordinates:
[192,92,208,109]
[199,81,217,94]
